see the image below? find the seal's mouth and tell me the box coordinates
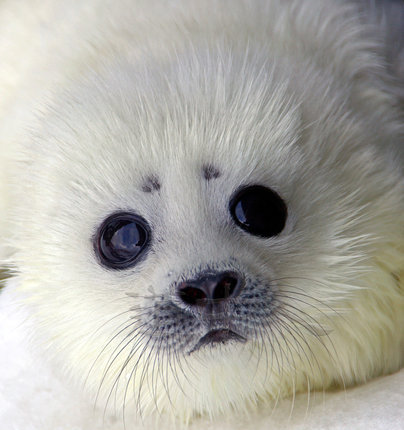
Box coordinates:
[189,329,246,354]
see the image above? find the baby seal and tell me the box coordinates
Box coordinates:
[0,0,403,428]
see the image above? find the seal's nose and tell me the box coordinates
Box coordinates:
[177,271,243,307]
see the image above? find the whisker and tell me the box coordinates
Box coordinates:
[275,291,342,353]
[275,309,326,385]
[121,326,159,421]
[97,318,151,402]
[134,329,162,417]
[155,337,176,413]
[86,313,146,393]
[101,321,154,416]
[274,288,346,390]
[149,329,167,415]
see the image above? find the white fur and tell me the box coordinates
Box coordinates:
[0,0,403,429]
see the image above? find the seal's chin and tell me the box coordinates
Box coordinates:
[189,329,246,354]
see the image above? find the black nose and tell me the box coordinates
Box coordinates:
[177,271,243,307]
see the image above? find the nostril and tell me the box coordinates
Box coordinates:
[177,271,243,307]
[213,275,239,301]
[179,286,207,306]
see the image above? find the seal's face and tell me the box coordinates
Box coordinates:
[15,51,401,420]
[93,183,288,357]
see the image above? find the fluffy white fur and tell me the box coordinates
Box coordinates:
[0,0,403,429]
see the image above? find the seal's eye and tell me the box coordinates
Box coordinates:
[95,212,150,269]
[229,185,287,238]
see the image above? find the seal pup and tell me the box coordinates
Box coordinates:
[0,0,403,427]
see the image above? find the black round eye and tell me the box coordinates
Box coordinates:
[229,185,287,238]
[95,212,150,269]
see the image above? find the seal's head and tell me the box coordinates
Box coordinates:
[11,45,403,422]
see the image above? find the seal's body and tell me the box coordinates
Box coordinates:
[0,0,403,428]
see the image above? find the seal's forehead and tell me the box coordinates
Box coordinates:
[141,165,221,195]
[34,49,303,203]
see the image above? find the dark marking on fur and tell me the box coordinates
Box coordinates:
[203,164,221,181]
[142,175,161,193]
